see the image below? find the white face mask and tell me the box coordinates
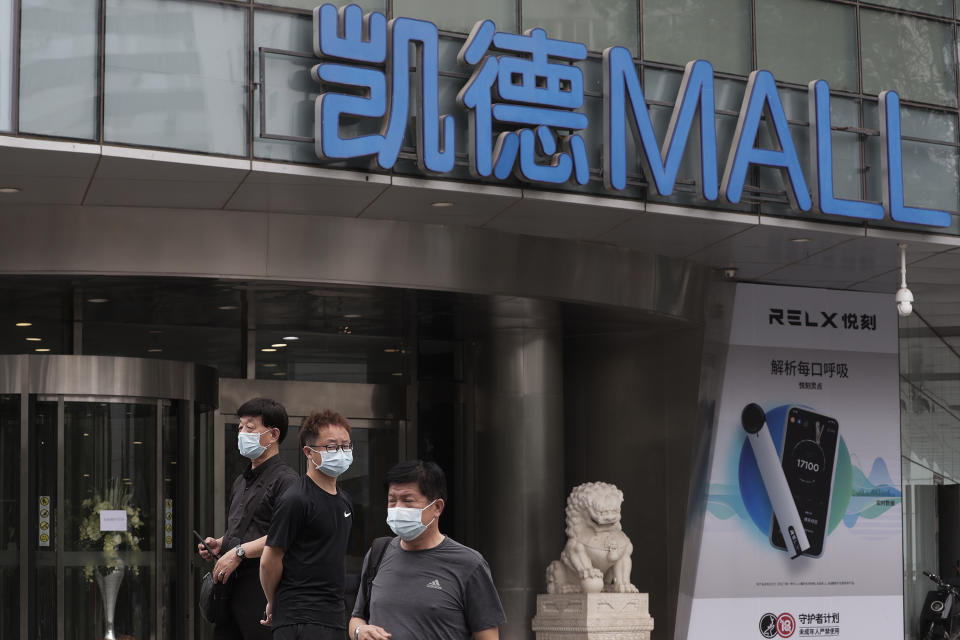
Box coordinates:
[386,499,438,541]
[307,447,353,478]
[238,431,271,459]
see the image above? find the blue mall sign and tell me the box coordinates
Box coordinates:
[311,3,950,228]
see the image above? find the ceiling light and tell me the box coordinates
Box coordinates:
[218,305,238,311]
[87,298,109,303]
[15,322,31,327]
[282,336,299,341]
[344,313,362,319]
[133,441,144,445]
[170,461,177,465]
[791,237,809,243]
[263,363,278,368]
[272,372,285,377]
[147,348,163,353]
[25,337,41,342]
[34,348,50,352]
[82,433,89,437]
[0,187,20,194]
[271,343,287,348]
[392,372,403,376]
[384,348,399,353]
[261,348,277,352]
[431,201,454,207]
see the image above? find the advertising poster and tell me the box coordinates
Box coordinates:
[686,284,902,640]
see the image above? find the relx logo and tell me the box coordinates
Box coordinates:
[769,308,837,328]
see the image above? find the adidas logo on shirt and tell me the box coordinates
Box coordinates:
[425,579,442,590]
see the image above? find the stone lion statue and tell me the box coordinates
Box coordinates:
[546,481,637,594]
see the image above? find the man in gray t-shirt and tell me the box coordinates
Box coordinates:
[349,461,506,640]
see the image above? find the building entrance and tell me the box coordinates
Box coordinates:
[0,354,217,640]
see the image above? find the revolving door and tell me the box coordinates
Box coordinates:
[0,355,217,640]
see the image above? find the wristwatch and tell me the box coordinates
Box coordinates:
[235,545,246,561]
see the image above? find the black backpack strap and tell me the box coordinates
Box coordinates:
[362,536,394,621]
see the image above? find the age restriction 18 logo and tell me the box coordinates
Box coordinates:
[759,613,796,638]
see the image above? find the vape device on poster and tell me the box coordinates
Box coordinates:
[770,406,840,558]
[741,403,810,558]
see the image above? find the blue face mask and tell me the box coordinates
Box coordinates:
[386,499,437,541]
[238,431,272,459]
[308,447,353,478]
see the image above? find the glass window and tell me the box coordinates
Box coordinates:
[522,0,634,53]
[19,0,99,139]
[258,0,384,12]
[860,9,957,108]
[643,0,751,75]
[253,10,319,164]
[104,0,247,156]
[0,0,14,131]
[870,0,952,18]
[64,401,157,640]
[397,0,515,34]
[865,134,960,213]
[755,0,858,92]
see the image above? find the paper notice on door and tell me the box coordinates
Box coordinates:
[99,510,128,532]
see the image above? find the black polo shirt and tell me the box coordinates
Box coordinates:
[224,455,298,577]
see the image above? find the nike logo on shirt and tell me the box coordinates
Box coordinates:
[344,511,352,518]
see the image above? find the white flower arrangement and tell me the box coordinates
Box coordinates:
[79,480,144,580]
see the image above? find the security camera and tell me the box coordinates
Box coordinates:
[896,286,913,317]
[722,268,738,280]
[896,244,914,317]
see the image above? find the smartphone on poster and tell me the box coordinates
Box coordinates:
[770,407,839,558]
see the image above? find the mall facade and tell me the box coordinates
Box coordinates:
[2,0,960,639]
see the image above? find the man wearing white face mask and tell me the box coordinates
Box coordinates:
[349,460,506,640]
[197,397,298,640]
[260,409,354,640]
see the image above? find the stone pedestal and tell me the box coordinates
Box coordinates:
[531,593,655,640]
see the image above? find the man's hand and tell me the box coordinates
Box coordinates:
[260,600,273,627]
[213,548,242,583]
[357,624,392,640]
[198,536,222,560]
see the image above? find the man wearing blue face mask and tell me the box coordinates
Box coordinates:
[260,409,354,639]
[197,397,298,640]
[349,461,506,640]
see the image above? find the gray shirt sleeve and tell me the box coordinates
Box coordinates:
[463,559,507,633]
[351,547,372,620]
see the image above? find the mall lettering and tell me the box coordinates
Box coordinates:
[312,3,949,228]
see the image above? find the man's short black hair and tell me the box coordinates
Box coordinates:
[236,397,289,443]
[385,460,447,502]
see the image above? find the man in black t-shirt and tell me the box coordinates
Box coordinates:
[260,409,354,640]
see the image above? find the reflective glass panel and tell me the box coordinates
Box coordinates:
[0,0,14,131]
[19,0,98,139]
[64,401,157,640]
[0,395,18,638]
[162,401,185,639]
[755,0,858,92]
[253,10,320,164]
[860,9,957,107]
[871,0,952,17]
[104,0,247,155]
[258,0,384,12]
[193,406,215,640]
[397,0,515,34]
[522,0,635,53]
[643,0,751,74]
[33,400,57,639]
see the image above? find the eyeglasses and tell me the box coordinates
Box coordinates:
[309,443,353,452]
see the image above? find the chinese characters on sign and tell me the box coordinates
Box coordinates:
[310,3,950,227]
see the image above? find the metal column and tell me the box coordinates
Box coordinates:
[473,296,565,640]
